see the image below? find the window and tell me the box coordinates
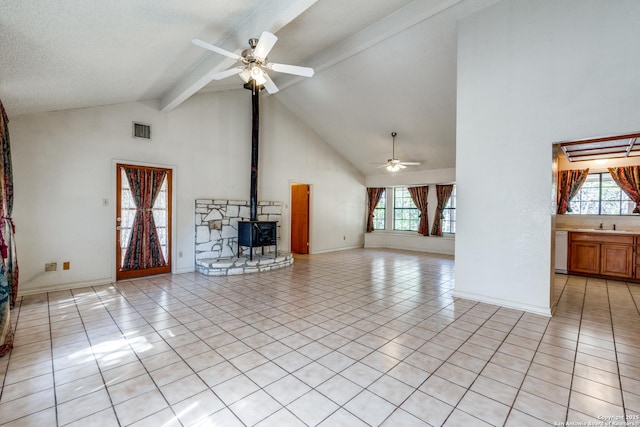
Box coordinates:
[442,185,456,233]
[393,187,420,231]
[372,190,386,230]
[569,172,634,215]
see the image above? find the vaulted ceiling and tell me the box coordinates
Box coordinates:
[0,0,500,176]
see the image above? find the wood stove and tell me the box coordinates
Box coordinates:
[237,221,277,261]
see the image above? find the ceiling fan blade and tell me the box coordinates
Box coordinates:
[269,63,315,77]
[262,73,279,94]
[192,39,241,60]
[376,164,389,168]
[254,31,278,60]
[400,162,421,166]
[399,164,407,169]
[210,67,244,80]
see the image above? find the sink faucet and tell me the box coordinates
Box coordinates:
[599,223,603,229]
[613,224,616,230]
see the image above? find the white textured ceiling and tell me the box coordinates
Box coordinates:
[0,0,499,177]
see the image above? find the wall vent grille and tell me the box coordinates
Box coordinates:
[132,122,151,140]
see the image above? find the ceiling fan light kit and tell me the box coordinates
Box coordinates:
[193,31,314,94]
[378,132,421,172]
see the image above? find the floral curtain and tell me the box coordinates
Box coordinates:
[122,167,167,270]
[366,188,385,232]
[408,186,429,236]
[609,166,640,213]
[0,100,16,356]
[557,168,589,214]
[431,184,454,236]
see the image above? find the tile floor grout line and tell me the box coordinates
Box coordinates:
[449,308,527,427]
[0,296,22,405]
[66,286,123,427]
[46,292,60,427]
[87,283,183,427]
[605,279,627,421]
[98,280,248,427]
[561,276,587,425]
[378,300,494,426]
[302,285,466,426]
[501,304,567,426]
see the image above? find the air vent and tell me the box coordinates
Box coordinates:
[132,122,151,140]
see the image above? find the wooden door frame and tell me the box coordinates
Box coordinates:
[290,182,311,254]
[112,160,177,282]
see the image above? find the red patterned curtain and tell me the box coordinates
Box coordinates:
[431,184,454,236]
[366,188,385,232]
[609,167,640,213]
[122,167,167,270]
[408,186,429,236]
[0,100,16,356]
[557,169,589,214]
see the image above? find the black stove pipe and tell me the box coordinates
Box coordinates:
[249,80,259,221]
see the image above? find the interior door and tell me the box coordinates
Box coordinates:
[116,164,172,280]
[291,184,309,254]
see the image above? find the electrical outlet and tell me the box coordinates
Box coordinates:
[63,261,70,270]
[179,251,183,258]
[45,262,57,272]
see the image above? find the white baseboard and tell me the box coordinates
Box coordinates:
[310,245,363,254]
[19,277,114,297]
[174,266,195,274]
[453,290,552,317]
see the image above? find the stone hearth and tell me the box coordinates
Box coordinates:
[194,199,293,276]
[196,252,293,276]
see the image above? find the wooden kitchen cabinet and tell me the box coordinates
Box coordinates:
[569,241,600,274]
[636,245,640,279]
[600,244,633,278]
[568,232,635,280]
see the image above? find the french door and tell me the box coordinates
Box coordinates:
[116,164,172,280]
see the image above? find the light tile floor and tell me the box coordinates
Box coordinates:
[0,249,639,426]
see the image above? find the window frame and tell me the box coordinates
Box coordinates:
[393,187,420,232]
[568,172,634,216]
[441,185,456,234]
[372,190,386,230]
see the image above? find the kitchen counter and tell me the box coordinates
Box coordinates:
[557,228,639,235]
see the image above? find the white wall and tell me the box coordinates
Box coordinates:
[456,0,640,316]
[259,96,366,253]
[11,90,365,294]
[365,168,455,188]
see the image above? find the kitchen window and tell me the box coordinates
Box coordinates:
[569,172,634,215]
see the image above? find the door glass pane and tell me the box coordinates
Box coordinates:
[120,169,135,266]
[153,177,169,261]
[120,168,169,266]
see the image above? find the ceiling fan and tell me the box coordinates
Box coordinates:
[377,132,421,172]
[192,31,314,94]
